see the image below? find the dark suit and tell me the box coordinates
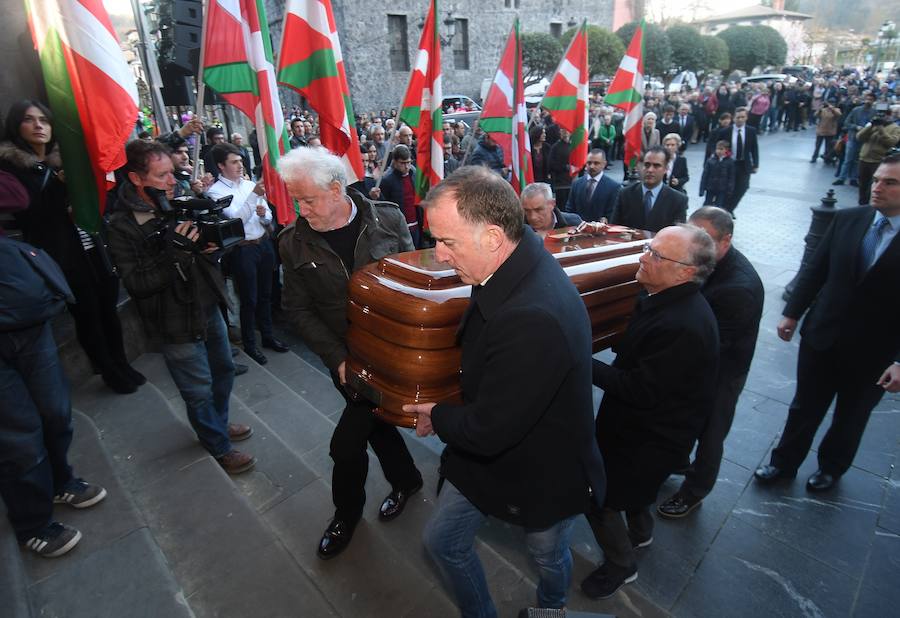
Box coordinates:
[589,282,719,568]
[611,182,688,232]
[551,207,582,229]
[770,207,900,476]
[681,247,764,498]
[666,155,690,194]
[676,114,695,146]
[432,228,605,528]
[716,125,759,213]
[564,173,621,222]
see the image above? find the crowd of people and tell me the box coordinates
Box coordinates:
[1,60,898,617]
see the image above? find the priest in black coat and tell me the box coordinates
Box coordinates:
[581,225,720,601]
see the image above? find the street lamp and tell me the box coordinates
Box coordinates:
[417,11,458,47]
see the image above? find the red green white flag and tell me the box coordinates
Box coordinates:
[397,0,443,199]
[202,0,295,223]
[25,0,138,232]
[277,0,364,183]
[479,18,533,195]
[605,20,644,170]
[541,20,589,176]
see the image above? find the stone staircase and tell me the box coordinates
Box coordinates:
[1,342,668,617]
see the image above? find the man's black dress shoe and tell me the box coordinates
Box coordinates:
[234,363,249,376]
[317,519,355,559]
[754,464,796,484]
[244,347,268,365]
[262,338,289,353]
[379,481,423,521]
[806,470,837,492]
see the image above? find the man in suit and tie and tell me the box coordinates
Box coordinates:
[677,104,695,149]
[755,152,900,492]
[565,150,621,222]
[611,146,689,232]
[717,107,758,215]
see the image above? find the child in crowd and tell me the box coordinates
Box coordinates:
[699,140,735,208]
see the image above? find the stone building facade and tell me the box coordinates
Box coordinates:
[265,0,614,114]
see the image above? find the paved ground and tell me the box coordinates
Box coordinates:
[2,126,897,618]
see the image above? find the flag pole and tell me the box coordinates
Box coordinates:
[191,0,211,182]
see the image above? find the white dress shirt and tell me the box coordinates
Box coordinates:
[206,176,272,241]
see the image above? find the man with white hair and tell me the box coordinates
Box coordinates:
[520,182,582,237]
[277,147,423,560]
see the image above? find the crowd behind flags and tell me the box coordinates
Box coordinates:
[28,0,606,224]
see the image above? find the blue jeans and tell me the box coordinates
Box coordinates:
[837,137,860,181]
[0,322,73,541]
[161,309,235,457]
[423,481,576,617]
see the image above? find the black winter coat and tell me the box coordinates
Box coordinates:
[593,282,719,510]
[699,155,735,198]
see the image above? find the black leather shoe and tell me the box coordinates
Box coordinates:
[379,480,423,521]
[244,347,268,365]
[234,363,249,376]
[754,464,796,484]
[317,519,355,560]
[262,338,289,353]
[806,470,838,492]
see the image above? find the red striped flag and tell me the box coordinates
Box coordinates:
[26,0,138,232]
[397,0,443,199]
[479,18,532,194]
[606,21,645,170]
[203,0,295,223]
[277,0,364,183]
[541,20,589,176]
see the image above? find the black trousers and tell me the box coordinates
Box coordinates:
[230,240,275,350]
[812,135,835,162]
[727,167,751,213]
[586,505,653,569]
[64,247,128,376]
[857,160,879,205]
[681,372,748,499]
[770,341,886,476]
[329,372,421,523]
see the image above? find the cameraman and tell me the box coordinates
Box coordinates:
[206,143,287,365]
[106,140,256,475]
[857,109,900,205]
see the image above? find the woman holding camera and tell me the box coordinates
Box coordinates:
[0,99,142,394]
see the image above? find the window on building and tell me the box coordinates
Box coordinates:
[514,0,520,7]
[388,14,409,71]
[550,23,562,38]
[453,19,470,70]
[504,0,511,7]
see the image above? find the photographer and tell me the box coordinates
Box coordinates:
[856,109,900,205]
[106,140,256,475]
[812,98,842,165]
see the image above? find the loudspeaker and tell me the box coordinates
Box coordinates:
[172,0,202,27]
[160,65,195,107]
[159,0,203,76]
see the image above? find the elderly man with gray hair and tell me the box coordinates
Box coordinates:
[520,182,583,237]
[277,146,423,560]
[583,224,720,601]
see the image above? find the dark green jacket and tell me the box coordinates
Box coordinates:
[278,190,413,371]
[106,182,228,344]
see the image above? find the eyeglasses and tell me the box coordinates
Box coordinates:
[642,243,694,267]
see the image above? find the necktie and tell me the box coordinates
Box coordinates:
[859,217,890,273]
[587,177,597,200]
[643,190,653,218]
[736,129,744,161]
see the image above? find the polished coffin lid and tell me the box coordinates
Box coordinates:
[346,229,649,427]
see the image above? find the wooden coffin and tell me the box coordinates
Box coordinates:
[345,228,650,427]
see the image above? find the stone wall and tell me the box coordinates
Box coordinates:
[266,0,613,114]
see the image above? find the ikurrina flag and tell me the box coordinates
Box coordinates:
[479,18,533,194]
[397,0,443,199]
[203,0,294,222]
[25,0,138,233]
[277,0,363,183]
[605,20,644,170]
[541,20,589,177]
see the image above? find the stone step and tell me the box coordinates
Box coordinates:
[1,410,192,618]
[72,370,338,617]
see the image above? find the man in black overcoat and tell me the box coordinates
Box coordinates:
[404,166,605,616]
[658,208,764,518]
[581,225,719,600]
[611,146,688,232]
[755,153,900,492]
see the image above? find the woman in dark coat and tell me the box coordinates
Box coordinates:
[0,100,143,393]
[529,125,550,183]
[662,133,689,194]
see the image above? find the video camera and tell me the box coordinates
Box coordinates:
[870,113,889,127]
[145,188,245,250]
